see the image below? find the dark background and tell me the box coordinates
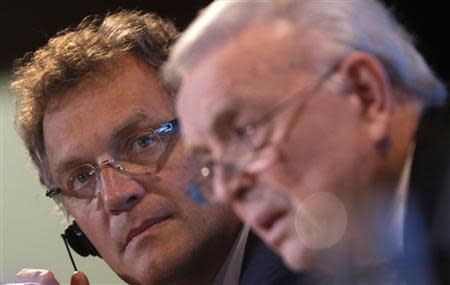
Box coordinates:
[1,0,449,83]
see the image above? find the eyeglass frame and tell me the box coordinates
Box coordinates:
[45,119,179,198]
[186,62,342,203]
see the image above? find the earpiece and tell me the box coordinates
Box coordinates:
[62,221,102,258]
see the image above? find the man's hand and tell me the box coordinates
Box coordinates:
[6,269,89,285]
[70,271,90,285]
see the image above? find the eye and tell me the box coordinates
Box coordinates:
[233,123,268,151]
[130,131,160,153]
[76,172,90,183]
[124,131,163,163]
[234,125,249,138]
[134,133,157,150]
[68,165,96,192]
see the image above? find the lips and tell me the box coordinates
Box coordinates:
[255,208,288,231]
[248,202,292,246]
[125,215,171,248]
[262,211,292,246]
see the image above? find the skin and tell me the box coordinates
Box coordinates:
[12,55,241,285]
[176,21,423,272]
[12,270,88,285]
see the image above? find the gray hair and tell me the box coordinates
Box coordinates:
[164,0,446,106]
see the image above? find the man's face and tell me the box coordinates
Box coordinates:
[176,24,369,270]
[43,56,240,285]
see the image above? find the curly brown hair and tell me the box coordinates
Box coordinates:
[10,10,179,192]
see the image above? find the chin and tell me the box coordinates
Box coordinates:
[117,272,144,285]
[279,237,313,272]
[116,256,178,285]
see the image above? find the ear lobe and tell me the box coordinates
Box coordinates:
[339,52,393,144]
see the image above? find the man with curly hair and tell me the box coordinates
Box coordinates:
[8,10,297,285]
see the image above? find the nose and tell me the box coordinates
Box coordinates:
[97,166,146,215]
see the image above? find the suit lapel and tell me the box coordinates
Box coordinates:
[407,102,450,283]
[239,232,300,284]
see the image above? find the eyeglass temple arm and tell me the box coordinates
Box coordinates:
[156,119,179,134]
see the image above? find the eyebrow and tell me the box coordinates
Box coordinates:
[52,112,163,182]
[110,113,148,141]
[188,143,211,156]
[52,158,89,188]
[209,106,239,142]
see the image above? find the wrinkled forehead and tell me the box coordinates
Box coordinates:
[176,60,237,148]
[43,57,173,171]
[176,20,308,145]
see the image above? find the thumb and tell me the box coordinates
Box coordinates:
[70,271,90,285]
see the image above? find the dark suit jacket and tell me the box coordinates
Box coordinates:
[405,101,450,284]
[239,232,301,285]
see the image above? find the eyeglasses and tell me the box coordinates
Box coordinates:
[186,65,340,204]
[46,119,179,199]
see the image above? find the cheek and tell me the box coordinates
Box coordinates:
[155,147,211,219]
[157,162,193,210]
[274,113,362,195]
[162,143,194,182]
[167,149,239,225]
[253,157,301,198]
[65,197,98,222]
[65,199,110,249]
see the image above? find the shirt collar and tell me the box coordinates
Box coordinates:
[212,224,251,285]
[392,142,416,253]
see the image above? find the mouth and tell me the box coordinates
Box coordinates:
[255,208,288,231]
[125,215,171,248]
[254,209,290,245]
[235,186,292,245]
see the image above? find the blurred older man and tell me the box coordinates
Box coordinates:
[164,0,449,283]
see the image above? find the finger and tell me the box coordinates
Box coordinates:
[5,283,40,285]
[70,271,90,285]
[15,269,60,285]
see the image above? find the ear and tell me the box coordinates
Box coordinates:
[338,52,393,144]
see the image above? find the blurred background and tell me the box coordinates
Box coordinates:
[0,1,449,284]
